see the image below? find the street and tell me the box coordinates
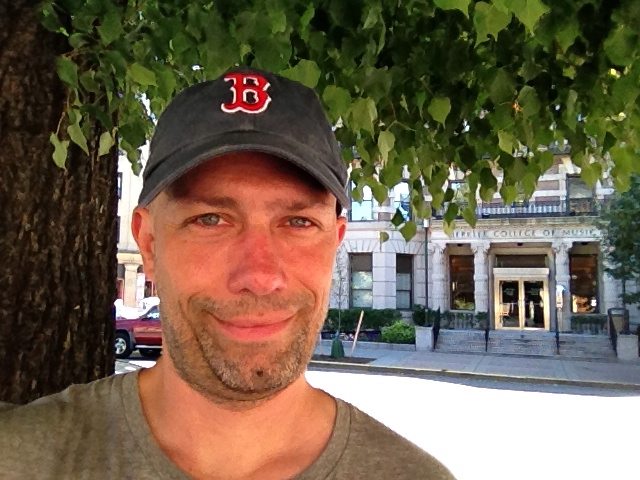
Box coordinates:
[117,358,640,480]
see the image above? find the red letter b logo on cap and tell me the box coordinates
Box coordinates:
[221,73,271,114]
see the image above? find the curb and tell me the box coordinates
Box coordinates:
[308,360,640,391]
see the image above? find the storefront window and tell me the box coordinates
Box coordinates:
[350,254,373,308]
[450,255,475,310]
[570,254,599,313]
[396,254,413,309]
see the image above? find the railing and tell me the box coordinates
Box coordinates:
[434,198,602,220]
[433,308,441,349]
[484,324,490,352]
[607,313,618,355]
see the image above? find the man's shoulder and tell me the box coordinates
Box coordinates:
[339,400,455,479]
[0,373,127,442]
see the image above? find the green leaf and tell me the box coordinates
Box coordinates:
[399,221,418,241]
[604,25,637,67]
[504,0,550,32]
[416,92,427,116]
[79,71,100,93]
[269,9,287,34]
[522,173,538,196]
[348,98,377,136]
[156,67,177,99]
[500,184,518,204]
[128,63,157,86]
[371,182,388,204]
[280,59,321,88]
[391,210,405,227]
[67,122,89,154]
[443,203,459,224]
[363,4,382,28]
[580,162,602,187]
[427,97,451,125]
[433,0,471,18]
[498,130,516,153]
[489,69,516,105]
[56,57,78,88]
[49,133,69,169]
[556,19,580,53]
[378,131,395,163]
[98,131,114,156]
[461,207,477,228]
[517,86,541,118]
[379,231,390,244]
[97,11,125,46]
[322,86,351,122]
[474,2,512,44]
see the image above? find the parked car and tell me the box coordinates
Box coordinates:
[115,305,162,359]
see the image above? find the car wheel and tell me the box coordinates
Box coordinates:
[115,332,133,359]
[139,348,161,359]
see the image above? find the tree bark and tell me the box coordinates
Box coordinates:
[0,2,117,404]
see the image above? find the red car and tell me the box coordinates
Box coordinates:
[115,305,162,359]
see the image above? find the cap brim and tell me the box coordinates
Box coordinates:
[139,131,349,209]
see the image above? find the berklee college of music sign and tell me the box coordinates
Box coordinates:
[451,228,599,240]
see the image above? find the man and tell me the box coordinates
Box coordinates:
[0,67,454,479]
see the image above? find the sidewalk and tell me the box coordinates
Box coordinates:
[312,342,640,390]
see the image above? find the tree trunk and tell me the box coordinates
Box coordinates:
[0,3,117,404]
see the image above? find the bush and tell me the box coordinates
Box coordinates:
[412,305,427,326]
[381,321,416,344]
[324,308,402,332]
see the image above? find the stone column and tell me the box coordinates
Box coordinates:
[428,243,447,312]
[471,242,490,314]
[123,263,140,307]
[553,240,573,332]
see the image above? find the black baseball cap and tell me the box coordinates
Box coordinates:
[138,67,349,210]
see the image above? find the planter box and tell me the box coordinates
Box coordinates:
[415,326,434,352]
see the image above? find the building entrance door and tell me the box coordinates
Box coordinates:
[494,268,549,330]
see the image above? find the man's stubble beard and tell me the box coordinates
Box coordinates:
[157,281,326,409]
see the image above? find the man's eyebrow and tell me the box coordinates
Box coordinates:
[268,199,332,212]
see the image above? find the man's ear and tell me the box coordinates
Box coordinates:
[336,215,347,246]
[132,206,155,281]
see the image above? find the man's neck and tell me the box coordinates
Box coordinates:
[138,358,337,480]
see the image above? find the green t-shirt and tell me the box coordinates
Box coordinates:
[0,371,454,479]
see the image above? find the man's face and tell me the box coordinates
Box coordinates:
[133,152,347,406]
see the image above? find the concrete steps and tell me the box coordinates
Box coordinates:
[559,334,617,360]
[435,330,487,353]
[434,330,617,359]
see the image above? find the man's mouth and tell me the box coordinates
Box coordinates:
[215,316,292,342]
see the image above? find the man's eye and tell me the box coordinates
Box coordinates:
[196,214,223,227]
[289,217,313,228]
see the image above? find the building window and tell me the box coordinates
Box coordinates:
[349,183,374,221]
[396,254,413,309]
[570,254,599,313]
[117,172,123,199]
[350,253,373,308]
[450,255,475,310]
[393,182,412,221]
[567,175,594,214]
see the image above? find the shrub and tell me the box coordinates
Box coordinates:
[324,308,402,332]
[571,314,607,334]
[412,305,426,326]
[381,321,416,344]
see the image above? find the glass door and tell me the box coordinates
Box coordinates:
[494,269,549,330]
[498,280,520,328]
[523,281,545,328]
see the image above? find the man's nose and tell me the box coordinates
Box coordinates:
[227,229,287,296]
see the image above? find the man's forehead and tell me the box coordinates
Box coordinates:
[164,152,330,201]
